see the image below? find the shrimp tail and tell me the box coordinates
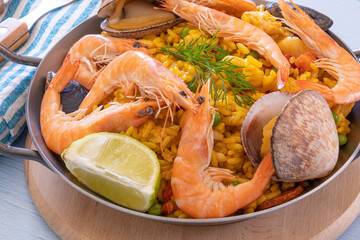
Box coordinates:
[277,65,287,89]
[50,54,80,92]
[295,80,335,102]
[252,152,275,189]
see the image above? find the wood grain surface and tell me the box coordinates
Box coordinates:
[25,150,360,240]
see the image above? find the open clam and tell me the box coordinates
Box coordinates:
[241,90,339,182]
[98,0,182,38]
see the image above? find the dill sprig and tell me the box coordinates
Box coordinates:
[159,32,257,106]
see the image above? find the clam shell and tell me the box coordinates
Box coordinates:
[271,90,338,182]
[242,90,339,182]
[241,91,294,167]
[100,17,183,39]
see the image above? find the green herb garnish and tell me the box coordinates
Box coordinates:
[159,32,256,106]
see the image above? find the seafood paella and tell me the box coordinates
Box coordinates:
[40,0,360,219]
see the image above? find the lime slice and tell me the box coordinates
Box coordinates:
[61,132,161,212]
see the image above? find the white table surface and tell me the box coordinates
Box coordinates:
[1,0,360,239]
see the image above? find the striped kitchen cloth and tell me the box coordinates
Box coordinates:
[0,0,100,144]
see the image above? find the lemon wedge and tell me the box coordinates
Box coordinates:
[61,132,160,212]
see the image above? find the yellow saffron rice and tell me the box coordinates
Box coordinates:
[99,8,351,218]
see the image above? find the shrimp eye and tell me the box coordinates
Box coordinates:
[197,96,205,104]
[179,90,187,97]
[133,42,143,48]
[145,106,155,116]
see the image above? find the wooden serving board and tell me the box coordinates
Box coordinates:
[24,137,360,240]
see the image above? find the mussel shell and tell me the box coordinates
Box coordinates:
[100,17,183,39]
[271,90,338,182]
[61,80,89,114]
[98,0,182,39]
[242,90,339,182]
[265,2,333,31]
[45,71,89,114]
[98,0,119,18]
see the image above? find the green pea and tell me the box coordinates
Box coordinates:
[147,203,162,215]
[215,49,230,61]
[332,112,339,124]
[213,111,221,126]
[180,27,191,38]
[232,181,240,186]
[271,67,278,73]
[247,50,260,60]
[338,134,347,146]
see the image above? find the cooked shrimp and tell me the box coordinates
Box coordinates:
[79,50,197,115]
[68,34,148,89]
[278,0,360,104]
[171,81,275,218]
[162,0,290,89]
[188,0,256,18]
[40,54,158,155]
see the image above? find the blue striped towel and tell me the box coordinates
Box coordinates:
[0,0,100,144]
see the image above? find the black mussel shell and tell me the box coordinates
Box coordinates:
[61,80,89,114]
[265,2,333,31]
[45,71,89,114]
[100,17,183,39]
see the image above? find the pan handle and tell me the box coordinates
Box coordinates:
[0,44,41,67]
[0,45,49,169]
[0,142,51,170]
[0,44,49,169]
